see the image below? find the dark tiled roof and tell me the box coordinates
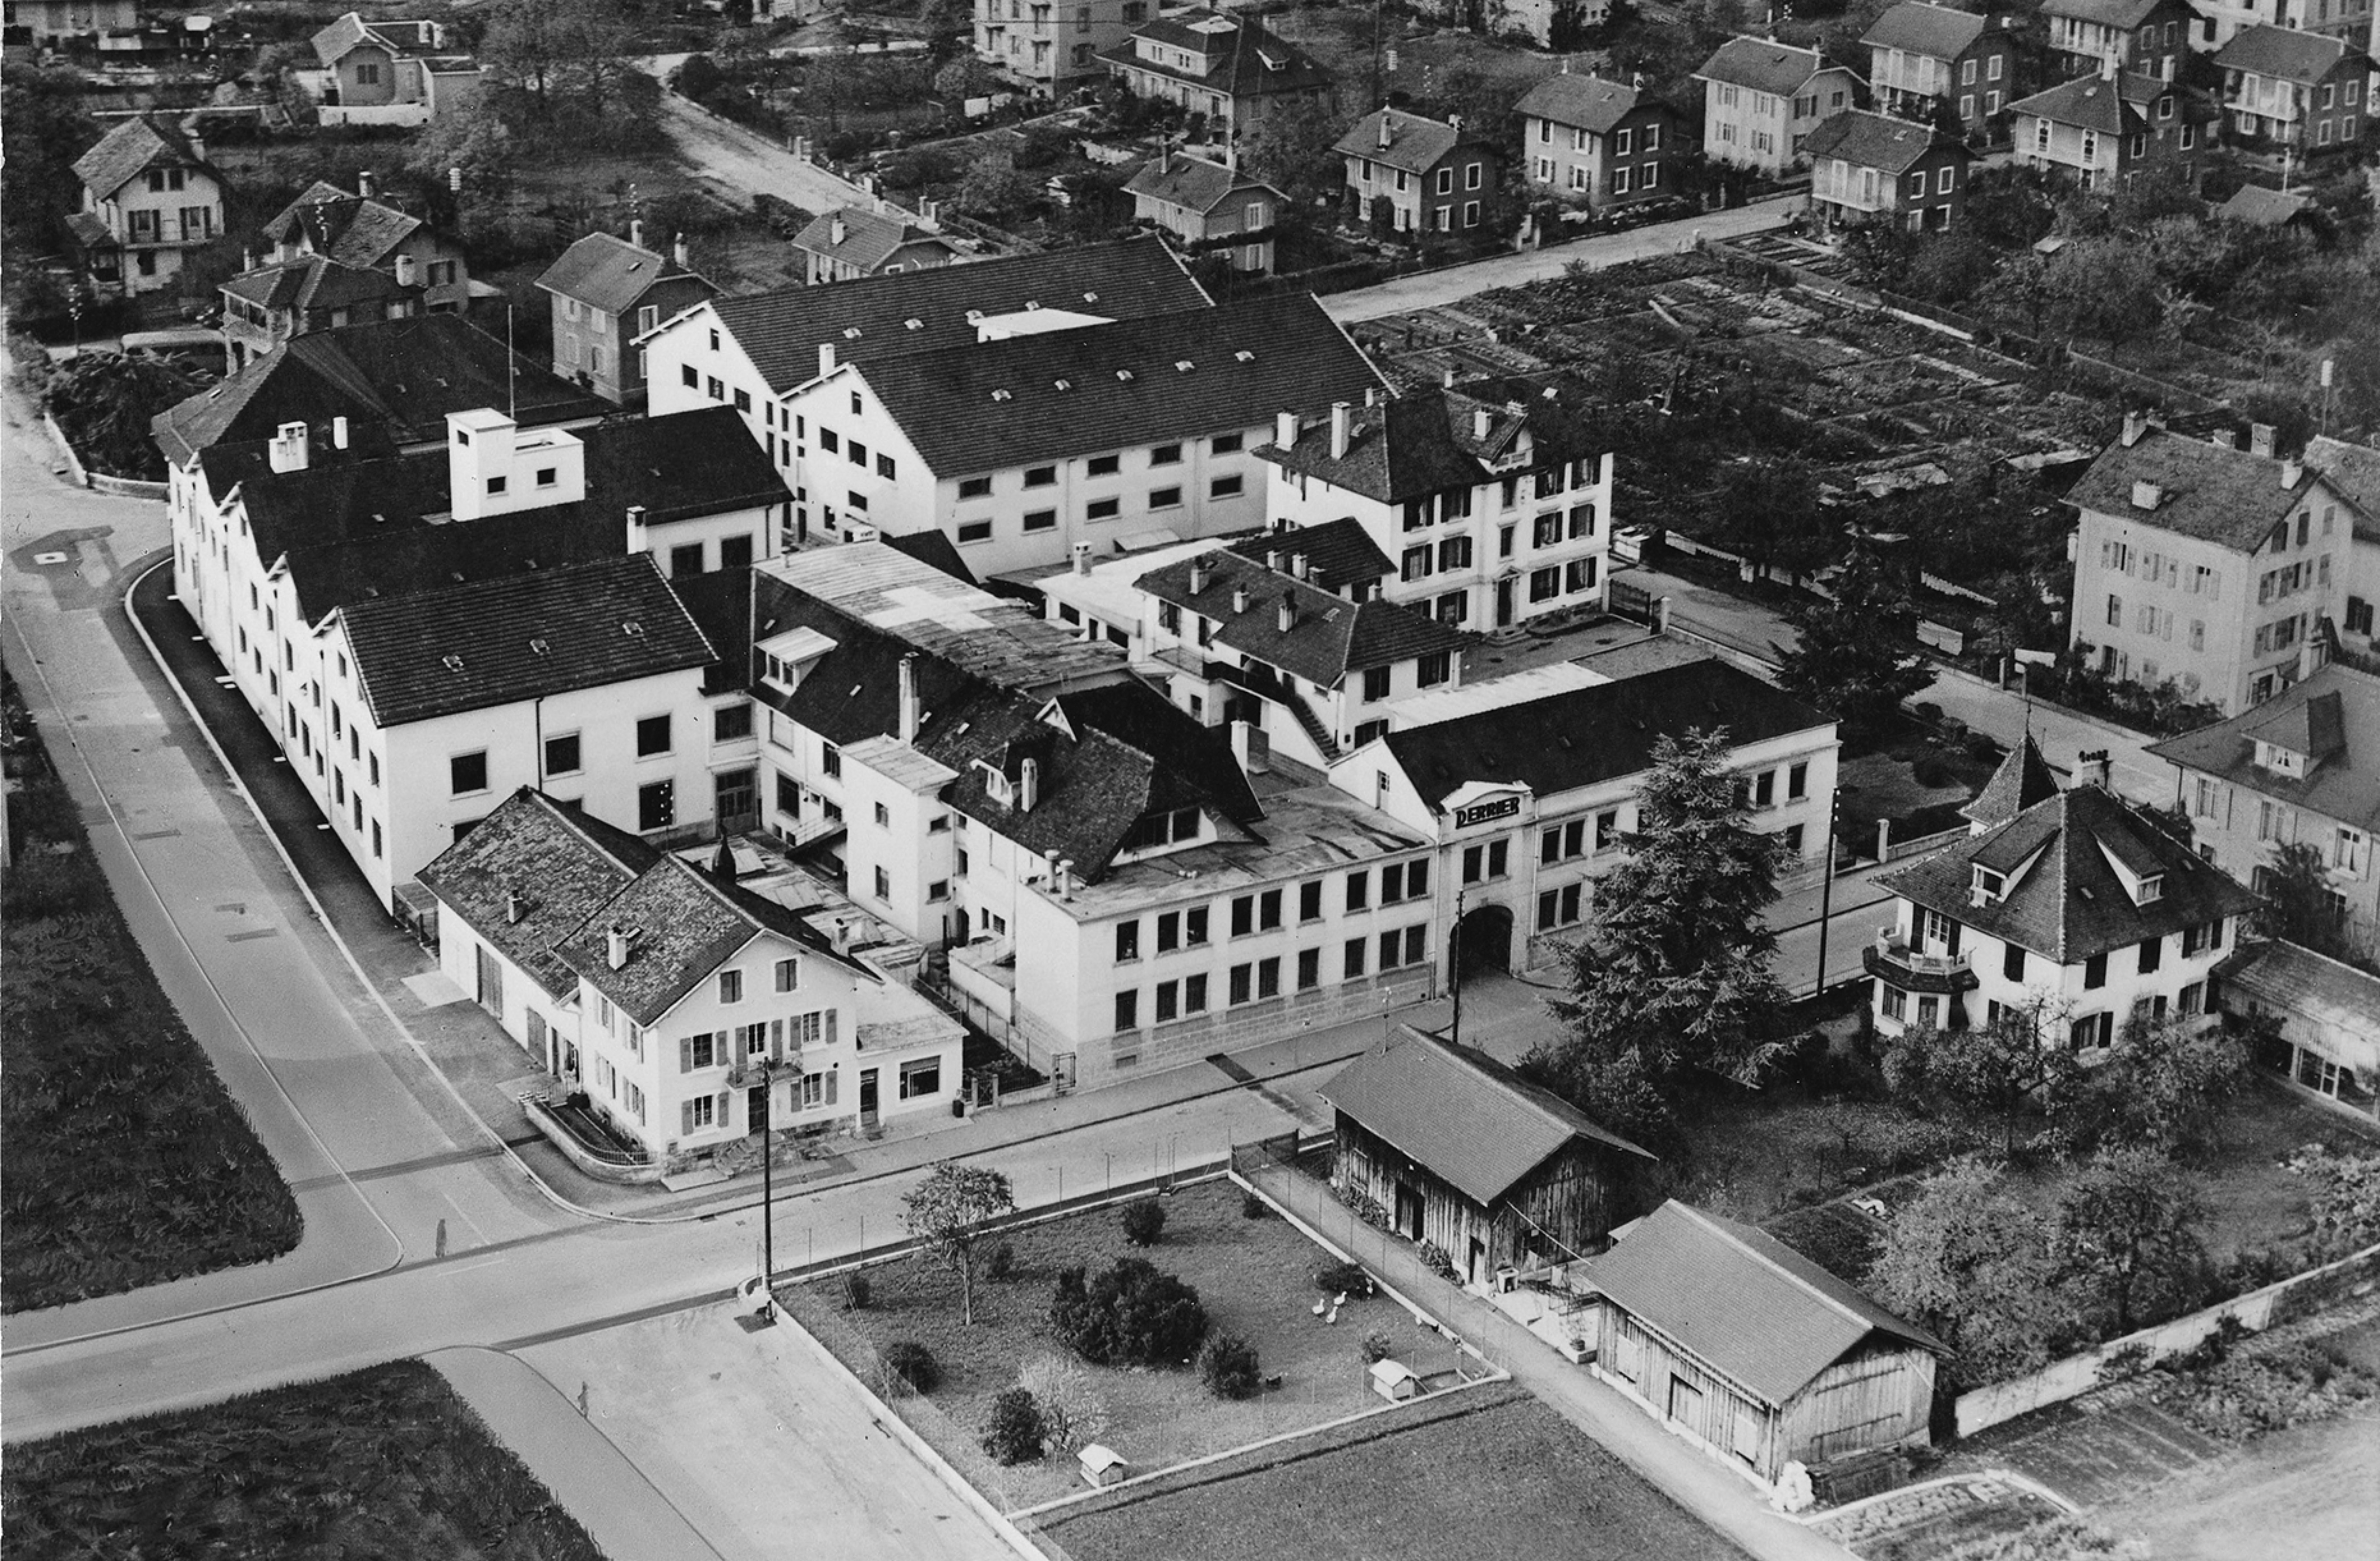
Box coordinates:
[2214,23,2355,82]
[1104,11,1333,100]
[1384,659,1830,811]
[1331,108,1476,175]
[73,114,213,200]
[1588,1201,1946,1407]
[2307,435,2380,539]
[1257,376,1605,504]
[535,232,713,317]
[152,315,605,464]
[2220,938,2380,1035]
[2041,0,2175,27]
[749,574,989,747]
[418,788,659,998]
[1122,153,1277,215]
[1513,73,1666,134]
[847,291,1382,479]
[1962,731,2061,826]
[1805,109,1962,175]
[790,207,957,271]
[1879,784,2261,964]
[668,566,755,697]
[1695,36,1843,95]
[338,555,713,727]
[312,12,443,63]
[1320,1025,1652,1208]
[705,236,1207,393]
[195,421,402,495]
[2217,184,2315,227]
[880,529,977,585]
[1226,518,1392,596]
[2147,665,2380,833]
[1139,548,1466,685]
[2008,71,2163,133]
[260,186,427,271]
[1861,2,1991,59]
[554,856,854,1028]
[2066,426,2325,552]
[221,254,411,313]
[1051,678,1263,826]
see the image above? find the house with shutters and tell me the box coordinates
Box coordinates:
[1122,152,1284,274]
[2213,24,2373,152]
[248,176,475,310]
[2007,69,2219,188]
[2039,0,2196,80]
[1806,109,1971,231]
[1861,1,2019,136]
[2308,434,2380,659]
[2194,0,2375,52]
[792,206,963,286]
[308,11,485,126]
[1694,37,1862,174]
[1867,745,2259,1048]
[1099,8,1335,141]
[1334,108,1503,236]
[974,0,1139,97]
[536,226,717,405]
[67,114,226,296]
[1514,71,1685,209]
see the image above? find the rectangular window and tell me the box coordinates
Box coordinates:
[719,969,744,1004]
[636,715,672,757]
[1155,980,1179,1023]
[1149,486,1183,510]
[1231,896,1253,937]
[1346,869,1370,911]
[1116,920,1140,962]
[1257,957,1280,999]
[959,475,993,499]
[1087,497,1120,520]
[1150,443,1183,466]
[2084,952,2108,989]
[775,957,800,992]
[451,750,488,795]
[1210,474,1244,500]
[1184,972,1209,1014]
[1024,465,1057,487]
[1299,880,1323,921]
[1115,990,1139,1032]
[1258,888,1282,930]
[958,520,993,543]
[1229,964,1252,1005]
[1023,509,1057,533]
[899,1057,941,1099]
[1186,906,1210,945]
[1087,453,1120,476]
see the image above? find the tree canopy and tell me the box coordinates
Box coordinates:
[900,1161,1015,1326]
[1777,542,1934,743]
[1866,1156,2066,1390]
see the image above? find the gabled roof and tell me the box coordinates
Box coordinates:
[1805,109,1963,175]
[1861,2,1992,60]
[841,290,1382,480]
[260,185,429,271]
[1049,679,1263,826]
[791,206,959,271]
[1695,36,1847,96]
[2219,938,2380,1038]
[1123,153,1279,215]
[535,231,714,317]
[1381,659,1831,811]
[2040,0,2179,27]
[1257,376,1605,504]
[2065,425,2329,553]
[698,236,1208,393]
[1138,548,1467,686]
[2214,23,2358,83]
[2008,70,2178,134]
[2216,183,2315,228]
[2306,435,2380,540]
[1588,1201,1947,1407]
[73,114,215,200]
[311,11,443,64]
[221,254,412,315]
[1879,784,2260,964]
[2147,664,2380,832]
[749,571,990,747]
[1513,73,1670,134]
[1963,731,2061,826]
[1225,518,1392,596]
[1320,1025,1653,1208]
[417,788,659,998]
[336,555,713,727]
[1103,10,1333,100]
[1331,108,1477,175]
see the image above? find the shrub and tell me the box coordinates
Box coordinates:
[1017,1354,1108,1454]
[1416,1242,1460,1283]
[981,1388,1046,1465]
[1314,1260,1374,1298]
[1241,1190,1271,1220]
[985,1240,1017,1282]
[1200,1333,1263,1400]
[881,1341,941,1395]
[1120,1198,1166,1247]
[1361,1330,1394,1365]
[843,1271,872,1310]
[1911,755,1956,788]
[1048,1258,1209,1367]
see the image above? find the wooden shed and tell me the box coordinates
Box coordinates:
[1586,1201,1949,1486]
[1319,1025,1655,1287]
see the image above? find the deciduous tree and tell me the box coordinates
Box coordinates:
[2054,1145,2211,1334]
[1883,998,2076,1155]
[2045,1014,2254,1161]
[901,1161,1015,1325]
[1776,542,1935,743]
[1867,1156,2065,1389]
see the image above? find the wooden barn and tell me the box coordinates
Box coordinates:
[1586,1201,1949,1486]
[1318,1025,1655,1287]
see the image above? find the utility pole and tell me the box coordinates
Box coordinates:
[1813,793,1839,999]
[1450,888,1465,1048]
[1370,0,1384,110]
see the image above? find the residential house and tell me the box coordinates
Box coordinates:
[2194,0,2375,52]
[2008,69,2218,187]
[2215,24,2372,151]
[1587,1201,1949,1484]
[218,258,423,367]
[1868,750,2259,1047]
[1323,1025,1655,1287]
[1333,108,1503,236]
[309,11,484,126]
[2148,663,2380,940]
[1694,37,1862,174]
[1861,1,2019,136]
[5,0,135,42]
[976,0,1137,96]
[639,235,1212,534]
[792,206,963,285]
[2220,938,2380,1120]
[536,226,717,406]
[2065,415,2356,714]
[1337,658,1838,974]
[1514,71,1685,209]
[2039,0,2196,79]
[258,177,474,307]
[1122,151,1282,273]
[67,114,225,296]
[1099,8,1334,141]
[761,290,1381,576]
[2307,433,2380,656]
[1807,110,1971,231]
[1258,377,1616,633]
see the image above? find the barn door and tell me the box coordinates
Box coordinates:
[1394,1182,1423,1242]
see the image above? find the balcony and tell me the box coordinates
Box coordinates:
[1863,928,1978,994]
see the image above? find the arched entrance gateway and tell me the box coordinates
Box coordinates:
[1452,902,1514,979]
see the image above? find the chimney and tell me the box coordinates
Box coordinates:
[449,166,463,195]
[1266,548,1282,573]
[1378,113,1392,150]
[898,653,920,744]
[1231,719,1271,775]
[243,247,255,272]
[2078,750,2112,790]
[1020,757,1040,813]
[1368,581,1384,602]
[1278,595,1299,633]
[395,253,417,288]
[1159,144,1171,175]
[2213,428,2238,449]
[2121,410,2147,447]
[2131,480,2163,511]
[630,218,645,250]
[2250,422,2277,459]
[1072,541,1093,576]
[673,233,690,268]
[830,214,847,247]
[1329,401,1352,460]
[269,420,309,474]
[1232,584,1250,614]
[1441,367,1457,390]
[332,415,349,450]
[1275,409,1298,448]
[819,342,837,379]
[506,890,525,924]
[607,925,634,970]
[358,169,375,198]
[1364,385,1380,407]
[1189,559,1208,594]
[1057,858,1075,897]
[2282,457,2304,489]
[1292,552,1309,580]
[1472,407,1490,440]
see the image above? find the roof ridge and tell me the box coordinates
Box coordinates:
[1669,1202,1887,1339]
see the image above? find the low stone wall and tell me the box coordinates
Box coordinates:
[521,1095,663,1185]
[1953,1241,2380,1438]
[90,471,168,500]
[41,412,87,487]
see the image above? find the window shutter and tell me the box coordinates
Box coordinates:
[680,1036,693,1073]
[771,1018,784,1061]
[718,1090,731,1129]
[826,1009,838,1047]
[1945,921,1963,957]
[825,1069,840,1105]
[681,1099,695,1136]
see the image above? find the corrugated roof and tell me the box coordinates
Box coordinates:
[1319,1025,1652,1208]
[535,231,714,316]
[790,206,957,271]
[1695,36,1843,95]
[2214,22,2354,82]
[1331,108,1473,175]
[1805,109,1961,175]
[1513,73,1666,134]
[2147,664,2380,834]
[1138,547,1467,685]
[2066,425,2327,552]
[1861,1,1991,59]
[1587,1201,1946,1407]
[844,290,1382,480]
[73,114,213,201]
[417,788,659,998]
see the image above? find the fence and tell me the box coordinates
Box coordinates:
[1952,1240,2380,1438]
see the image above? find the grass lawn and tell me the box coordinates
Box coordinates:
[780,1177,1397,1509]
[1,677,300,1313]
[1038,1385,1746,1561]
[1,1359,602,1560]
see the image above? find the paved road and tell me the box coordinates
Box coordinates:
[656,86,874,218]
[1321,194,1804,324]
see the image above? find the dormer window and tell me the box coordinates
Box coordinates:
[2135,874,2163,905]
[1971,866,2006,903]
[2254,740,2307,778]
[985,767,1013,804]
